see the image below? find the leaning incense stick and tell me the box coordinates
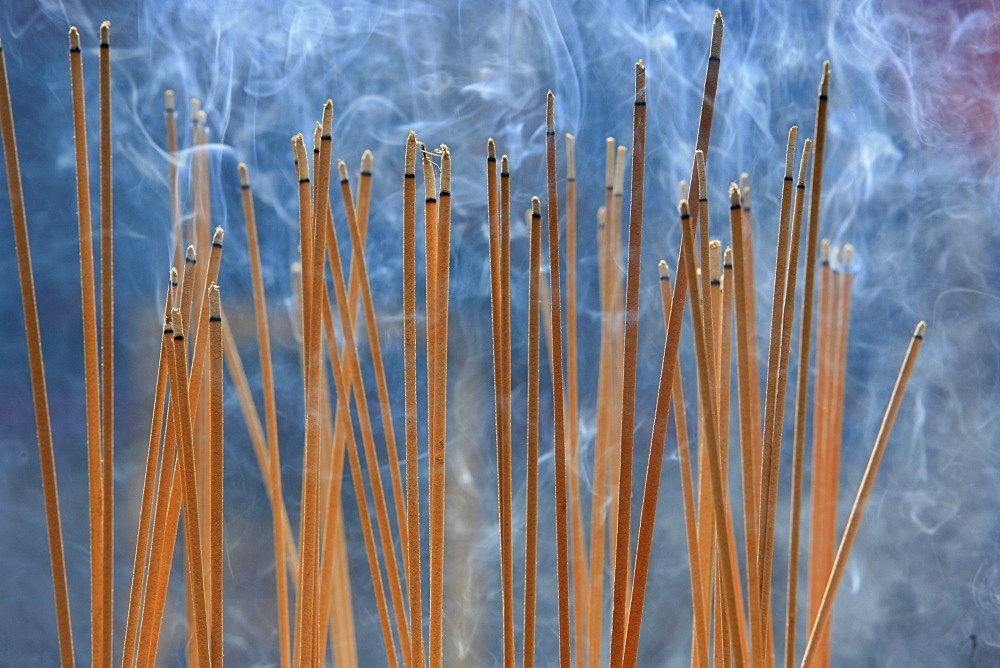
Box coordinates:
[0,34,75,666]
[238,162,292,668]
[337,159,409,590]
[761,139,813,657]
[167,308,211,667]
[207,285,223,667]
[678,199,745,667]
[121,278,173,668]
[610,61,647,666]
[544,89,572,668]
[68,27,103,668]
[98,23,115,664]
[801,322,926,667]
[524,197,542,668]
[756,127,798,662]
[564,133,589,666]
[786,63,830,667]
[403,130,426,668]
[165,90,182,270]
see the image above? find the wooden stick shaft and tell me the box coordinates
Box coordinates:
[801,323,926,667]
[524,200,542,668]
[0,36,75,667]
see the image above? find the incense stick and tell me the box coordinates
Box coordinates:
[610,61,647,666]
[524,196,542,668]
[165,90,181,270]
[68,27,104,668]
[207,285,224,667]
[98,23,115,664]
[801,322,926,667]
[403,130,425,668]
[238,162,292,668]
[785,61,830,668]
[0,34,75,666]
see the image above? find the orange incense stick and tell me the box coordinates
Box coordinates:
[524,197,542,668]
[801,322,926,667]
[0,33,75,666]
[610,61,647,666]
[207,285,224,666]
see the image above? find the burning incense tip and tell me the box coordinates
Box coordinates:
[724,246,733,268]
[487,137,496,160]
[100,21,110,46]
[405,132,417,174]
[208,284,221,320]
[785,126,798,176]
[680,199,690,218]
[914,321,927,339]
[566,134,575,179]
[422,149,435,199]
[69,27,80,50]
[711,10,724,58]
[186,245,196,263]
[238,162,249,187]
[170,267,178,285]
[190,97,201,118]
[361,149,373,172]
[501,154,509,175]
[170,307,185,340]
[292,135,309,181]
[841,243,854,267]
[821,60,831,96]
[821,238,831,264]
[164,89,174,112]
[212,226,224,247]
[337,159,348,182]
[709,240,722,283]
[546,91,555,132]
[658,260,670,280]
[321,100,333,137]
[440,145,451,192]
[729,182,740,207]
[531,196,541,217]
[798,138,814,185]
[635,60,646,104]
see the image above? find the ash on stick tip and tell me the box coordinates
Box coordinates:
[785,126,798,176]
[711,10,724,58]
[679,199,690,218]
[695,149,707,197]
[170,308,184,339]
[914,321,927,338]
[841,243,854,267]
[422,148,436,199]
[635,60,646,103]
[709,240,722,282]
[321,100,333,135]
[728,182,741,206]
[213,226,224,246]
[100,21,110,45]
[820,61,831,96]
[170,267,179,285]
[238,162,249,186]
[566,133,575,179]
[724,246,733,268]
[531,196,541,217]
[196,109,208,126]
[546,90,555,131]
[440,145,451,192]
[186,245,197,262]
[69,27,80,50]
[658,260,670,279]
[312,122,322,152]
[741,185,752,209]
[405,131,417,173]
[798,138,813,184]
[337,160,348,181]
[208,284,221,320]
[501,154,509,174]
[164,89,175,111]
[487,137,496,159]
[361,149,373,172]
[821,238,831,263]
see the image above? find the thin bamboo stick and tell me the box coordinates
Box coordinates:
[786,60,830,668]
[801,322,926,667]
[524,197,542,668]
[545,89,572,668]
[0,34,75,666]
[610,62,647,666]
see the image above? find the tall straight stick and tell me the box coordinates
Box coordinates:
[785,62,830,668]
[544,89,572,668]
[801,323,926,667]
[0,34,75,666]
[524,197,542,668]
[609,61,647,666]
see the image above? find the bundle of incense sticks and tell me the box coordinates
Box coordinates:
[0,12,927,667]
